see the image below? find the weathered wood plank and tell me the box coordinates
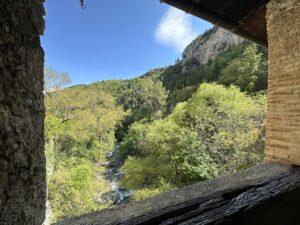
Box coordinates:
[115,168,300,225]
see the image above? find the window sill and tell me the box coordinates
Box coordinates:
[54,163,300,225]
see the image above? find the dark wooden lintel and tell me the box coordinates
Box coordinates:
[160,0,269,46]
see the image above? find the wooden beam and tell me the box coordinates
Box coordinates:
[160,0,269,46]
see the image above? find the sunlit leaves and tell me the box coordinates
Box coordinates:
[120,83,266,190]
[45,84,123,222]
[220,44,262,93]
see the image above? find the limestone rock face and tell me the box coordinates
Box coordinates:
[182,26,244,65]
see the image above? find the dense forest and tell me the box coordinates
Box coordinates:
[45,42,268,223]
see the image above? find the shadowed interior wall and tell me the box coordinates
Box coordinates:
[0,1,46,224]
[265,0,300,165]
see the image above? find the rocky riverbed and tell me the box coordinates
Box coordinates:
[97,146,133,205]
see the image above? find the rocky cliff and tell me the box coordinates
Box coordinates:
[182,26,244,65]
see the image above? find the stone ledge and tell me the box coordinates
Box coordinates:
[54,163,300,225]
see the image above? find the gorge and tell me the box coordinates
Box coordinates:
[45,25,268,224]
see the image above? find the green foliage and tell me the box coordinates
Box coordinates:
[173,85,199,103]
[49,162,92,222]
[120,83,266,191]
[45,40,268,221]
[115,78,168,141]
[49,161,111,223]
[45,84,123,222]
[158,42,267,102]
[168,84,200,111]
[45,114,66,141]
[182,83,266,173]
[46,85,124,159]
[118,122,149,162]
[131,179,175,201]
[120,119,218,189]
[220,44,263,92]
[132,188,162,201]
[92,79,131,99]
[118,78,168,119]
[121,156,168,189]
[92,78,167,121]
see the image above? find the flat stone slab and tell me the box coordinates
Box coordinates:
[54,163,300,225]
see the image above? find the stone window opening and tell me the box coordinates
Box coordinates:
[0,0,299,224]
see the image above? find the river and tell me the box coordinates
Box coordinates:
[97,146,133,205]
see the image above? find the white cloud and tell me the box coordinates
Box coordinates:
[155,7,198,52]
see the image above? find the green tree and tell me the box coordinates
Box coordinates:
[118,78,168,120]
[48,161,108,223]
[183,83,266,173]
[118,122,149,162]
[44,83,122,222]
[116,78,168,141]
[220,44,262,92]
[121,83,266,191]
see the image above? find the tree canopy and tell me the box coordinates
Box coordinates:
[120,83,266,192]
[45,42,268,221]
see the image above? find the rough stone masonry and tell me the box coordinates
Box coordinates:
[0,1,46,224]
[265,0,300,165]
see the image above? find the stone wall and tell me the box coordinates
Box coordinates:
[265,0,300,165]
[0,1,46,224]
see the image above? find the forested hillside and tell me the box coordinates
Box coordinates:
[45,27,268,223]
[145,42,267,111]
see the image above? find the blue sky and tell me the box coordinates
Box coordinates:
[42,0,212,85]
